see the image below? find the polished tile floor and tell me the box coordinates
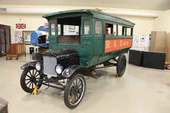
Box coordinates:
[0,56,170,113]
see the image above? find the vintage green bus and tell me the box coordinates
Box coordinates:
[20,9,135,109]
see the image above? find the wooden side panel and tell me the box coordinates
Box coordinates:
[6,43,26,60]
[7,43,25,55]
[149,31,166,53]
[105,38,132,53]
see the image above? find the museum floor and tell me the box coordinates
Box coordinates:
[0,55,170,113]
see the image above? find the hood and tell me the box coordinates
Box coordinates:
[42,49,79,58]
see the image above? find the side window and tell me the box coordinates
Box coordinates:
[118,25,123,36]
[127,28,132,36]
[105,23,113,35]
[122,26,126,36]
[83,20,90,35]
[50,23,56,36]
[113,24,117,35]
[95,20,102,34]
[57,24,61,35]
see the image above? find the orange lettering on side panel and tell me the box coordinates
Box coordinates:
[105,38,132,53]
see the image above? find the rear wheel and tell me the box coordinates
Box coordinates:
[20,67,43,93]
[116,54,126,77]
[64,73,86,109]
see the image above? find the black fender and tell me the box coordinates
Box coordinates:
[20,61,37,70]
[62,65,85,78]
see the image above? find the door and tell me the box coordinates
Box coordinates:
[80,17,94,66]
[81,18,104,66]
[4,26,11,53]
[0,29,6,55]
[93,19,104,59]
[48,19,57,50]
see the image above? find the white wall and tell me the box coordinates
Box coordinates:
[0,5,161,17]
[0,14,155,42]
[0,5,164,43]
[120,16,155,35]
[154,10,170,32]
[0,14,47,43]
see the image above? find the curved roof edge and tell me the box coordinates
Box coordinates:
[43,9,135,27]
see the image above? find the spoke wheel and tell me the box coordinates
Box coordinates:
[20,67,43,93]
[64,73,86,109]
[116,54,126,77]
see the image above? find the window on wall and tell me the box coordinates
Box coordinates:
[57,24,61,35]
[95,20,102,34]
[122,26,126,36]
[57,16,81,44]
[83,20,90,35]
[105,23,113,35]
[127,27,132,36]
[113,24,117,35]
[50,23,56,36]
[118,25,123,36]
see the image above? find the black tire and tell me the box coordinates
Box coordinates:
[64,73,86,109]
[116,54,127,77]
[20,67,43,93]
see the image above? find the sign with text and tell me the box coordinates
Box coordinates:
[105,38,132,53]
[16,23,26,29]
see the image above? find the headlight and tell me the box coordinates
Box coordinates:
[62,68,71,78]
[35,62,41,71]
[65,69,70,76]
[55,65,63,74]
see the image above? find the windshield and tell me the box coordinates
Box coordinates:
[57,16,81,44]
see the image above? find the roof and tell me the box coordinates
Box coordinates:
[43,9,135,27]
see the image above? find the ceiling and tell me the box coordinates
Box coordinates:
[0,0,170,10]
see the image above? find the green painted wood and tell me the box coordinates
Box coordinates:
[44,9,134,68]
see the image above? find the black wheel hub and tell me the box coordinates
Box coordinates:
[30,76,37,83]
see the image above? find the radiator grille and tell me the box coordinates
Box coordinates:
[43,56,57,75]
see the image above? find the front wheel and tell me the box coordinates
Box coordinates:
[20,67,43,93]
[116,54,127,77]
[64,73,86,109]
